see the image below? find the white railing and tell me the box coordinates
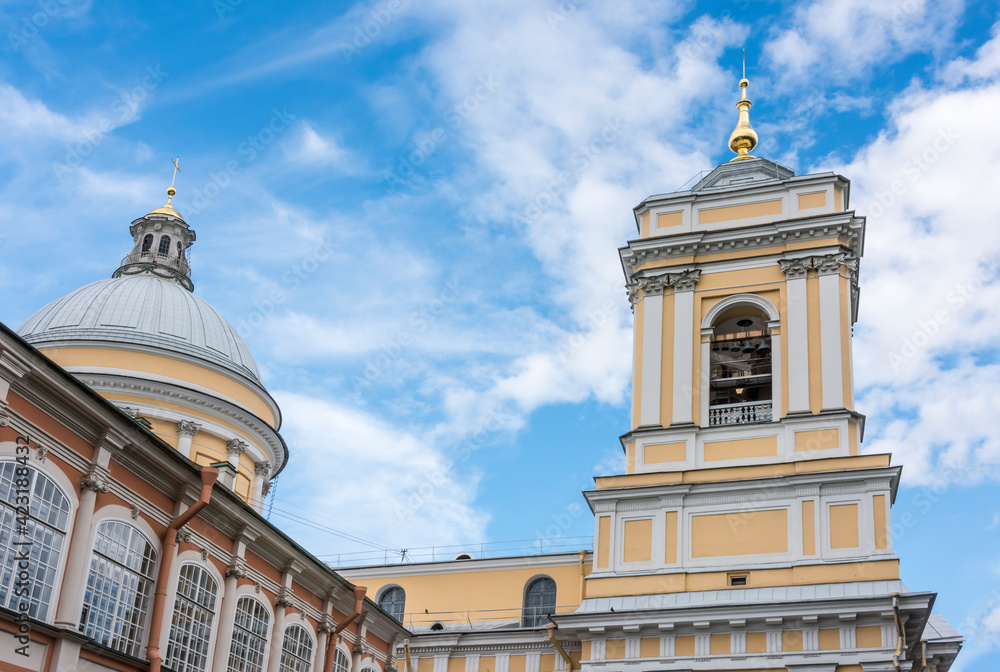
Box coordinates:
[709,401,772,426]
[120,250,190,276]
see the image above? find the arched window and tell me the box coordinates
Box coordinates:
[79,520,157,657]
[378,586,405,623]
[522,577,556,627]
[158,235,171,255]
[332,649,351,672]
[279,623,314,672]
[708,310,773,425]
[0,461,70,621]
[226,596,270,672]
[165,563,219,672]
[141,234,154,253]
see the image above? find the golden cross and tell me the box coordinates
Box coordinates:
[170,157,181,188]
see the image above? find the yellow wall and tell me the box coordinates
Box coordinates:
[746,632,766,653]
[623,519,653,563]
[830,504,860,549]
[39,346,276,426]
[664,512,678,564]
[802,500,816,556]
[632,300,644,429]
[644,442,685,464]
[856,625,882,648]
[795,428,840,451]
[704,436,777,461]
[597,517,611,569]
[674,636,694,656]
[873,495,888,550]
[657,212,683,229]
[819,628,841,650]
[698,199,783,226]
[710,633,730,655]
[639,638,658,658]
[798,192,827,209]
[806,273,823,414]
[658,292,675,427]
[349,560,591,628]
[691,509,787,558]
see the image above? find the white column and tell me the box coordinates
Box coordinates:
[212,561,247,670]
[267,589,292,672]
[781,259,811,413]
[817,255,845,409]
[639,282,665,427]
[176,419,201,456]
[671,271,700,425]
[768,320,783,421]
[253,460,271,510]
[54,465,109,628]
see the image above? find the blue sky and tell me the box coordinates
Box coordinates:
[2,0,1000,667]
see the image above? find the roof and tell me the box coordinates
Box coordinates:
[18,274,262,385]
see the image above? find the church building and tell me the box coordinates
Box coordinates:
[0,72,962,672]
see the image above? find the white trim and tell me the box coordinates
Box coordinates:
[700,293,780,329]
[818,273,844,409]
[639,293,663,427]
[785,275,810,413]
[671,289,695,425]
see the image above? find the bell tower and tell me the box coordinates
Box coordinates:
[566,72,962,671]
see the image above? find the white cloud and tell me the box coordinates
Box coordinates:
[270,391,489,556]
[283,122,355,171]
[834,23,1000,485]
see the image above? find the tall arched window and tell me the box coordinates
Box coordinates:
[521,577,556,627]
[177,241,184,258]
[378,586,405,623]
[141,234,154,253]
[165,564,219,672]
[708,310,773,425]
[226,596,270,672]
[79,520,157,657]
[158,235,172,255]
[331,648,351,672]
[0,461,70,621]
[279,623,314,672]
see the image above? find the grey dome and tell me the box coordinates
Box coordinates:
[18,275,262,384]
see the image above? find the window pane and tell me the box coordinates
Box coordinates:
[279,624,314,672]
[165,564,218,672]
[227,597,269,672]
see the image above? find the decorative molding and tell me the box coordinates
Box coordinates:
[176,525,194,543]
[815,253,846,276]
[626,271,702,307]
[778,258,813,280]
[227,437,249,457]
[670,270,701,293]
[261,481,272,497]
[80,465,112,493]
[255,460,272,478]
[177,419,202,438]
[275,586,296,609]
[227,559,250,579]
[35,444,49,462]
[130,504,140,520]
[319,614,338,634]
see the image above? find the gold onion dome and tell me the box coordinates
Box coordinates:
[728,76,758,161]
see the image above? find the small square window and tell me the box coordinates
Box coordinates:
[729,574,748,587]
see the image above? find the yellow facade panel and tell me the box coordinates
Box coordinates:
[703,436,778,461]
[798,191,827,210]
[691,509,788,558]
[795,428,840,451]
[623,519,653,563]
[873,495,888,550]
[830,503,860,549]
[657,211,683,229]
[710,633,730,655]
[819,628,841,650]
[746,632,766,653]
[632,300,644,429]
[539,655,554,672]
[641,211,650,238]
[605,640,625,660]
[664,511,678,564]
[802,500,816,556]
[659,292,675,427]
[835,186,844,211]
[698,199,783,225]
[418,659,434,672]
[639,637,659,658]
[674,636,695,656]
[782,630,804,652]
[508,655,526,672]
[856,625,882,648]
[597,516,611,568]
[626,442,635,474]
[580,642,591,662]
[447,658,464,672]
[644,442,686,464]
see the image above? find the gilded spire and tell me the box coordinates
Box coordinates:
[727,50,758,161]
[148,157,183,218]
